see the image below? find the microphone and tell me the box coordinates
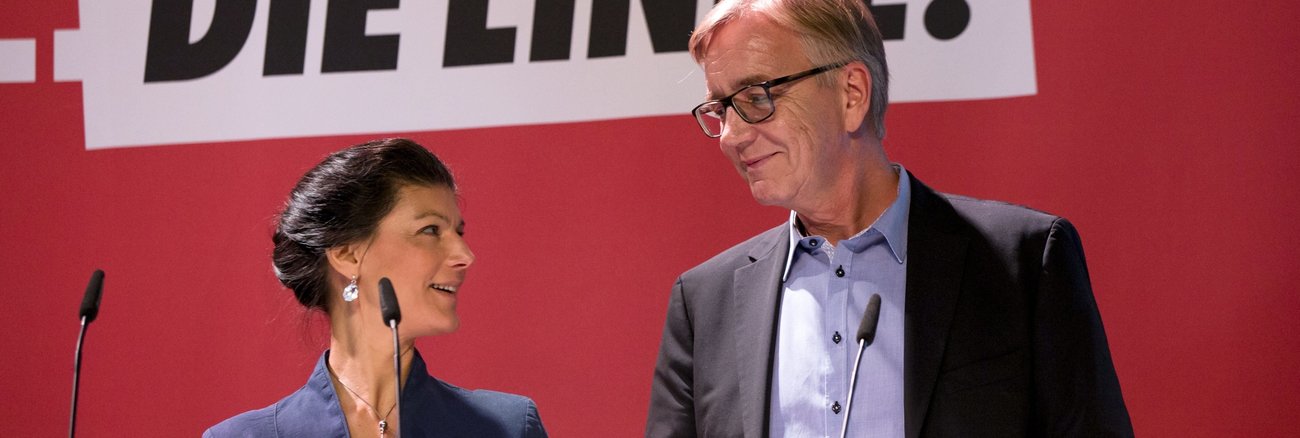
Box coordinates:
[839,293,882,438]
[70,269,105,438]
[856,293,882,346]
[378,278,402,437]
[79,270,105,324]
[379,277,402,325]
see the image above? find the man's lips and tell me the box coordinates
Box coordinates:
[743,152,777,168]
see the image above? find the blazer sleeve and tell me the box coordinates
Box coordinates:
[645,277,698,438]
[522,399,548,438]
[1033,218,1134,436]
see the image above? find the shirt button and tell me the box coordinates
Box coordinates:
[832,331,842,344]
[835,265,845,277]
[831,401,842,414]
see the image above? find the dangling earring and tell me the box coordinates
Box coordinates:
[342,275,359,302]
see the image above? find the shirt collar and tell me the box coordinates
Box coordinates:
[781,165,911,282]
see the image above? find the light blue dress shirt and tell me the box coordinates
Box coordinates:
[770,166,910,438]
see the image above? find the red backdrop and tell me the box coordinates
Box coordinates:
[2,1,1299,436]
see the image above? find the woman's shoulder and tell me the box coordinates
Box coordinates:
[435,378,536,410]
[407,377,546,437]
[203,404,277,438]
[204,384,348,438]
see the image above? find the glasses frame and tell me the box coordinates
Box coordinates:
[691,61,849,138]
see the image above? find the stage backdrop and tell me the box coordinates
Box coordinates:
[2,0,1298,436]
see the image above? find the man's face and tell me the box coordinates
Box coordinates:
[702,15,850,209]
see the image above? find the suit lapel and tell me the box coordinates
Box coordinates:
[732,227,790,438]
[904,176,969,438]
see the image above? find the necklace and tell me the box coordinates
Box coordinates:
[330,370,397,437]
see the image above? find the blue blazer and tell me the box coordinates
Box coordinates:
[206,350,546,437]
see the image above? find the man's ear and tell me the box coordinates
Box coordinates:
[326,242,363,279]
[841,61,872,134]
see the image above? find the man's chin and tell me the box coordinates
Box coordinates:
[748,185,791,208]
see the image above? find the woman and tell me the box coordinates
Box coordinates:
[206,139,546,437]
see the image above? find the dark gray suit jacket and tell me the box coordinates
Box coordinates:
[646,174,1132,437]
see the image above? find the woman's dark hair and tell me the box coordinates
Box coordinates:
[272,138,456,311]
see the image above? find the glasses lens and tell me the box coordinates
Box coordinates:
[694,101,725,137]
[732,85,774,123]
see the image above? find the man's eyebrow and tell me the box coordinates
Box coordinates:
[709,74,772,99]
[736,74,770,86]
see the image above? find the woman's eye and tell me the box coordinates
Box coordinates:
[421,225,441,235]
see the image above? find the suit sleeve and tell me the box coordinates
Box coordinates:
[1033,218,1134,436]
[645,277,698,438]
[522,399,548,438]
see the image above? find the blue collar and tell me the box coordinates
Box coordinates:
[782,165,911,281]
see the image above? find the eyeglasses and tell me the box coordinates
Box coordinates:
[691,62,848,138]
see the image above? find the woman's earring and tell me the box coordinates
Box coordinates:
[342,276,359,302]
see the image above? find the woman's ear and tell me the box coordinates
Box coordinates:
[326,242,363,279]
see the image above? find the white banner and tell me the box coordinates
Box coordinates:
[53,0,1034,149]
[0,39,37,83]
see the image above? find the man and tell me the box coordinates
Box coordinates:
[646,1,1133,437]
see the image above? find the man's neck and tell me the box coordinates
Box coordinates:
[795,159,899,246]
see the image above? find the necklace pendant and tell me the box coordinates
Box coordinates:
[378,419,387,435]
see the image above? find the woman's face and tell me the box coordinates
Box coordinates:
[358,184,473,338]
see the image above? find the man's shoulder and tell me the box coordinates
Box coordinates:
[936,192,1065,234]
[924,190,1086,257]
[681,223,786,280]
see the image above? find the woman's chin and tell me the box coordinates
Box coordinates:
[409,317,459,338]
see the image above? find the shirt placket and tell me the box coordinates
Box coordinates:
[826,240,851,433]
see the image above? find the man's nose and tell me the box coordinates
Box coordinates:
[719,110,756,149]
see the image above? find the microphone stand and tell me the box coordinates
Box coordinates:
[389,318,401,438]
[378,278,403,438]
[839,294,881,438]
[839,333,869,438]
[70,316,89,438]
[71,269,104,438]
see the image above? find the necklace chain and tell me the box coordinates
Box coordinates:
[330,369,397,437]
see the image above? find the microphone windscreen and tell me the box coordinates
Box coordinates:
[80,269,105,323]
[378,277,401,324]
[857,293,882,346]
